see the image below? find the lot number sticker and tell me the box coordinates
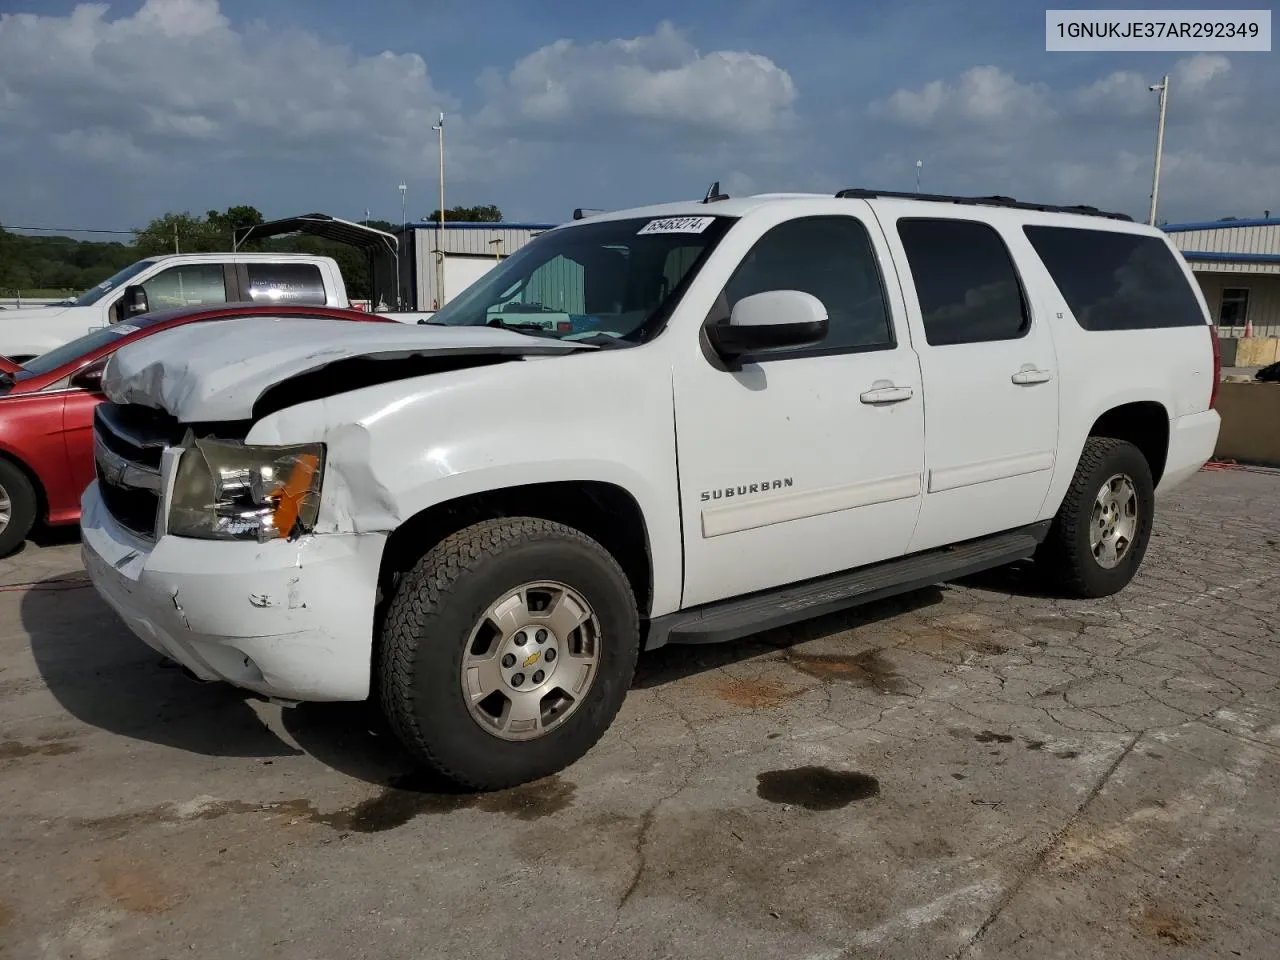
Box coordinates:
[637,216,716,235]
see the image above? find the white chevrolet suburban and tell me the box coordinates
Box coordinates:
[0,252,379,361]
[80,189,1223,790]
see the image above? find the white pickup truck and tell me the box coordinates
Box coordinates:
[0,252,425,361]
[80,189,1222,791]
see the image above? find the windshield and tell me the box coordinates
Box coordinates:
[427,215,734,342]
[16,317,163,379]
[73,259,157,307]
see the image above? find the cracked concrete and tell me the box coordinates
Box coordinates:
[2,466,1279,959]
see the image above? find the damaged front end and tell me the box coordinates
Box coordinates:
[169,436,325,543]
[84,399,386,703]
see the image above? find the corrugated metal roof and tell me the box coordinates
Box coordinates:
[1166,221,1280,265]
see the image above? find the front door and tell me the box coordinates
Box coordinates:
[672,206,927,608]
[875,207,1061,552]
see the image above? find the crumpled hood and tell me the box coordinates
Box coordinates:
[0,306,73,324]
[102,315,589,423]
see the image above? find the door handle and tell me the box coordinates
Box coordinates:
[1011,367,1051,385]
[860,384,914,404]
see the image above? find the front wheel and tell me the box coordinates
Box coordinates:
[378,517,639,791]
[1036,437,1155,598]
[0,459,37,558]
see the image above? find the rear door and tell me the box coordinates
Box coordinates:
[672,204,927,607]
[875,207,1061,552]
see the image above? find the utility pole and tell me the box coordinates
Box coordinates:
[432,112,446,307]
[173,221,179,254]
[399,183,407,234]
[1148,75,1169,226]
[915,159,923,193]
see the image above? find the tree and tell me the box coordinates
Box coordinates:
[134,212,223,256]
[207,204,264,239]
[425,204,503,223]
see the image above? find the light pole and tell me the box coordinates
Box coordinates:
[915,159,923,193]
[431,111,446,307]
[1148,75,1169,226]
[397,184,407,311]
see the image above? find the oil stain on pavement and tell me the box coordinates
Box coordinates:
[756,767,881,811]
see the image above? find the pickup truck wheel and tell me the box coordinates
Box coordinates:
[1036,437,1154,598]
[378,517,639,791]
[0,460,37,557]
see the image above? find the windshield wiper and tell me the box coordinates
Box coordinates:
[565,334,628,349]
[487,318,557,336]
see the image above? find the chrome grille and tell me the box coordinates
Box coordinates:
[92,404,178,541]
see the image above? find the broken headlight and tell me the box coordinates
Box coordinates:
[168,439,325,542]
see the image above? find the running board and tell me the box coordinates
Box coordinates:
[644,522,1050,650]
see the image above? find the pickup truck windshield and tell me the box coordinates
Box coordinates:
[73,259,157,307]
[427,216,734,342]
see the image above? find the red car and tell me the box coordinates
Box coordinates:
[0,303,394,556]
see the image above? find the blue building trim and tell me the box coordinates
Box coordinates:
[1180,251,1280,264]
[1163,217,1280,233]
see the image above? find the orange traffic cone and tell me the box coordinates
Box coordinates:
[1243,317,1254,338]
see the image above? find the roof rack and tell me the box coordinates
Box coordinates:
[834,188,1132,222]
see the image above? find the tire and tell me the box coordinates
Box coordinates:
[378,517,640,791]
[1036,437,1155,598]
[0,459,37,558]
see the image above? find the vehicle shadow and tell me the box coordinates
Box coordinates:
[22,573,302,759]
[30,525,83,549]
[951,558,1064,599]
[632,586,946,689]
[23,569,947,789]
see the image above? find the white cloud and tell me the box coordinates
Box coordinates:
[0,3,800,226]
[475,21,797,137]
[1176,53,1231,93]
[862,54,1277,221]
[871,66,1047,129]
[0,0,456,171]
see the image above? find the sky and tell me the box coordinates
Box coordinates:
[0,0,1276,238]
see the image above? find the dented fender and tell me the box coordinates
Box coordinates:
[246,348,685,616]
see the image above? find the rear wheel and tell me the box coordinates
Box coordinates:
[378,517,639,790]
[1036,437,1155,598]
[0,459,37,558]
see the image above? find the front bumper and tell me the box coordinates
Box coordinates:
[81,482,386,702]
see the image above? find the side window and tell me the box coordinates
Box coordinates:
[1219,287,1250,328]
[140,264,227,311]
[245,263,327,304]
[1022,225,1206,331]
[719,216,894,354]
[897,219,1030,346]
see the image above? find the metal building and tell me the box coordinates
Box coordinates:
[1165,217,1280,338]
[394,221,558,312]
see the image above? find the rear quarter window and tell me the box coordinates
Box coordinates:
[245,263,327,305]
[1022,226,1206,331]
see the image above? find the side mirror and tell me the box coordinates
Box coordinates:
[70,359,107,393]
[120,284,149,320]
[705,290,828,364]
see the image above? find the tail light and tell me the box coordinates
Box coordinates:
[1209,324,1222,409]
